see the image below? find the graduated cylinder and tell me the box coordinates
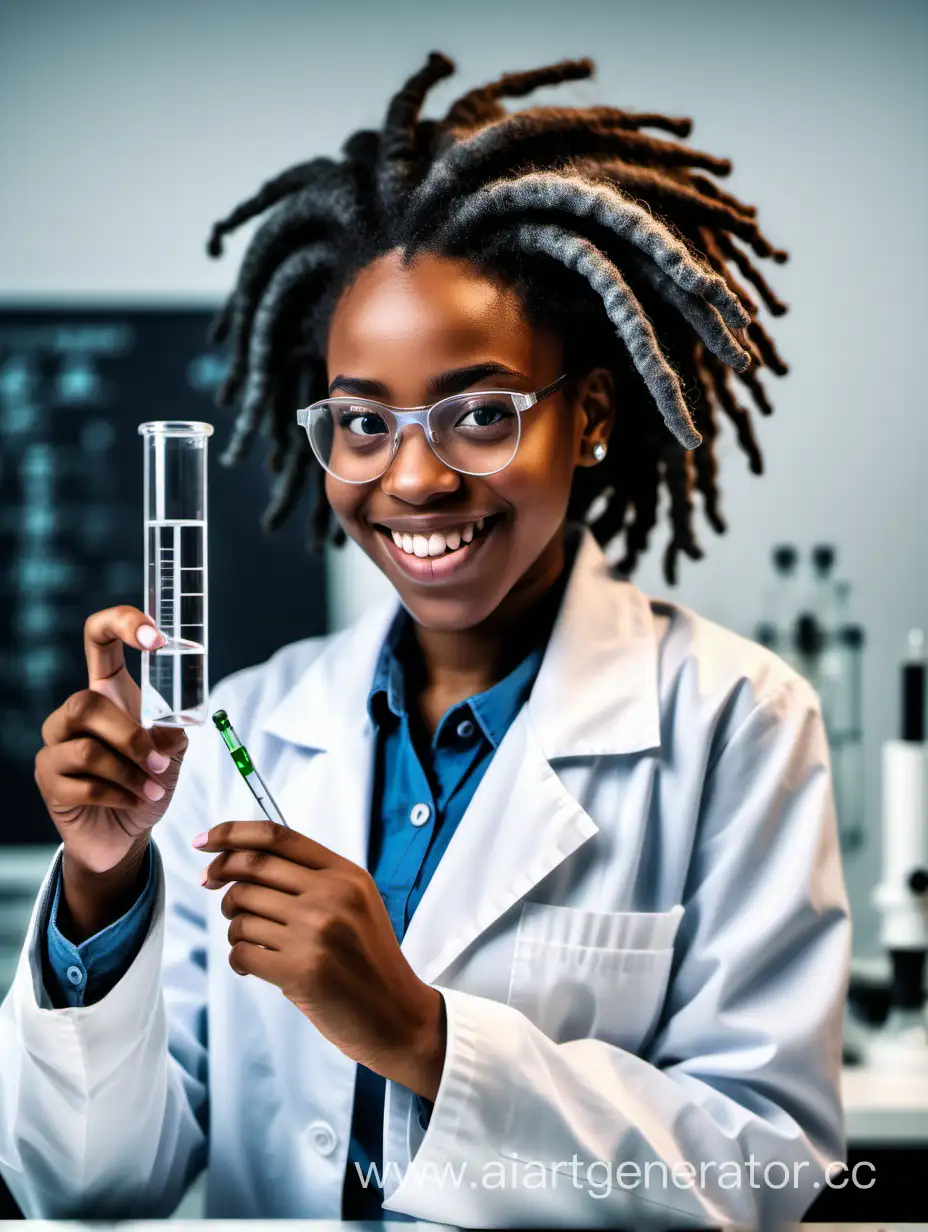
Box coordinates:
[138,421,214,727]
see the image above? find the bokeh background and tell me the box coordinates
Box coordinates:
[2,0,926,969]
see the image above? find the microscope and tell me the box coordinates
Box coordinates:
[867,630,928,1070]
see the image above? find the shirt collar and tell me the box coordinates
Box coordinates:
[365,606,409,729]
[467,639,545,748]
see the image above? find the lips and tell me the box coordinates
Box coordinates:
[375,512,504,583]
[377,513,500,550]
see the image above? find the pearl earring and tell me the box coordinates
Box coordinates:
[593,443,607,462]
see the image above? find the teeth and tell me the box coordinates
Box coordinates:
[390,518,491,558]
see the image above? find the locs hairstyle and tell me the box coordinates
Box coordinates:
[205,53,789,584]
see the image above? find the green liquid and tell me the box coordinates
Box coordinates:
[232,747,254,776]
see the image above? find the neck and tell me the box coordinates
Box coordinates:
[407,523,571,701]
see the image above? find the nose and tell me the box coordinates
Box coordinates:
[379,420,461,503]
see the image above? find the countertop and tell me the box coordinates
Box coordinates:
[6,1222,928,1231]
[842,1064,928,1143]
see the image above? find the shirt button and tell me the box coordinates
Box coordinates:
[306,1119,338,1156]
[409,802,431,827]
[66,965,84,987]
[456,718,475,740]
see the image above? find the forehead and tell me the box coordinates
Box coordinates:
[326,248,536,369]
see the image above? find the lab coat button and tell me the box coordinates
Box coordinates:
[66,966,83,986]
[456,718,475,739]
[307,1120,337,1155]
[409,802,431,827]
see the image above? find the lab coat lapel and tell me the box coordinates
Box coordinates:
[260,524,662,986]
[399,708,598,985]
[259,599,398,869]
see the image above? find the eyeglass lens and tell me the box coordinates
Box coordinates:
[308,392,522,482]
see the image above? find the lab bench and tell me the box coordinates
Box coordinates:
[3,1222,928,1231]
[842,1065,928,1143]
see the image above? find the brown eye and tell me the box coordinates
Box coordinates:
[341,409,388,437]
[454,398,514,430]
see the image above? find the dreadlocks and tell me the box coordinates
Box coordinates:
[206,52,789,584]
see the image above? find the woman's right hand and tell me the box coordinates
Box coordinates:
[34,606,191,879]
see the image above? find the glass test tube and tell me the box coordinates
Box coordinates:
[138,421,214,727]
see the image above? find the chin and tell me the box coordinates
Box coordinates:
[397,592,504,634]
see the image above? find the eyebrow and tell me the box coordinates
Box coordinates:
[327,362,529,401]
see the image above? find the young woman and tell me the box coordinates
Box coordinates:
[3,54,850,1227]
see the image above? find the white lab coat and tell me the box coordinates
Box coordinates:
[0,524,851,1228]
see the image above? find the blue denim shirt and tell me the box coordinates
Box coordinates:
[43,548,573,1219]
[43,842,157,1007]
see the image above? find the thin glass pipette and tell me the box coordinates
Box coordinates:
[211,709,290,828]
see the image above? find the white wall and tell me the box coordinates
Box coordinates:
[3,0,926,956]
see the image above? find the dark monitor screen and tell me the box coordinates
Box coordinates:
[0,307,328,846]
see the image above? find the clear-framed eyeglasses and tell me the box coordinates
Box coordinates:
[295,374,568,485]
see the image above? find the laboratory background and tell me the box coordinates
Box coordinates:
[1,0,927,1222]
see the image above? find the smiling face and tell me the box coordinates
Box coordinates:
[323,247,613,634]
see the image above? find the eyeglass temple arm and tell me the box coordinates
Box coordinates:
[530,373,568,405]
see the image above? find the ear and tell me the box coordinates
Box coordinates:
[572,367,615,468]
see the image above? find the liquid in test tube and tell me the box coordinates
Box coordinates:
[138,421,214,727]
[212,710,290,828]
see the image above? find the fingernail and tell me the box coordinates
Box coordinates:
[147,751,171,774]
[137,625,165,649]
[199,868,210,886]
[144,779,166,802]
[192,831,209,848]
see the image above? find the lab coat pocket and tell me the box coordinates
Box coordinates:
[506,902,684,1053]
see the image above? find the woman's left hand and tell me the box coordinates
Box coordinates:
[193,821,446,1099]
